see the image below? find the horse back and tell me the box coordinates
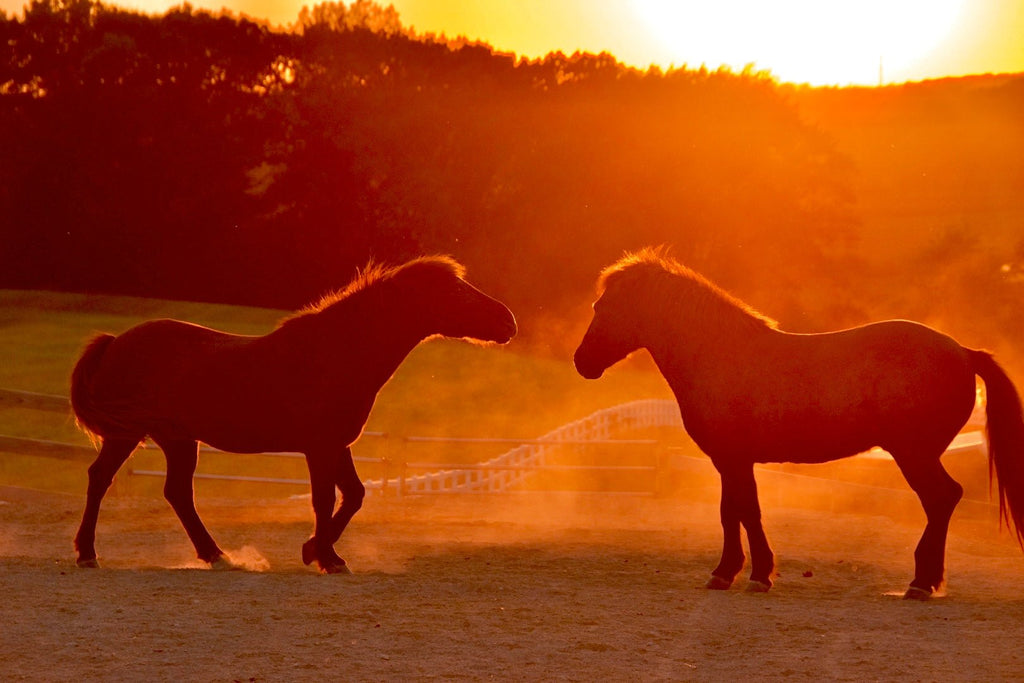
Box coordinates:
[95,319,249,386]
[76,318,375,451]
[75,319,256,437]
[679,319,977,464]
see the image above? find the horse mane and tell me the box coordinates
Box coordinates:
[278,255,467,327]
[598,247,779,331]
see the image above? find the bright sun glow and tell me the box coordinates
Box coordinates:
[631,0,966,85]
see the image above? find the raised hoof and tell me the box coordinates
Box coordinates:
[76,557,100,569]
[903,586,933,601]
[321,561,352,575]
[301,538,316,566]
[209,555,245,571]
[705,575,733,590]
[745,580,772,594]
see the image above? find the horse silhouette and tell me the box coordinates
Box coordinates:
[574,247,1024,599]
[71,256,517,573]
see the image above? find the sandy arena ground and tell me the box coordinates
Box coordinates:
[2,484,1024,681]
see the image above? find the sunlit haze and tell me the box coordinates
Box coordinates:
[3,0,1022,85]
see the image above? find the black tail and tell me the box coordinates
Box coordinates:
[970,349,1024,545]
[70,334,116,443]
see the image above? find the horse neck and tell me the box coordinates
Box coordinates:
[276,295,429,385]
[335,301,428,377]
[643,288,774,385]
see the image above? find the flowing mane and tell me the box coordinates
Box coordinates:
[279,255,468,327]
[598,247,778,331]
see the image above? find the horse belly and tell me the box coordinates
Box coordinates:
[177,382,372,454]
[685,369,973,464]
[685,409,878,465]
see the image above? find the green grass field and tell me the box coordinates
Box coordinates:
[0,289,674,495]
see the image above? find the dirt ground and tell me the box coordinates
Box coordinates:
[3,485,1024,682]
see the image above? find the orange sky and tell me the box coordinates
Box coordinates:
[3,0,1023,85]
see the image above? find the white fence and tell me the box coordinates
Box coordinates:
[0,388,678,495]
[385,399,679,494]
[0,387,988,498]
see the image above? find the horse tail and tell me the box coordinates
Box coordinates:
[970,349,1024,545]
[70,334,116,444]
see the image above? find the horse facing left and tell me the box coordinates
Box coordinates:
[70,256,517,573]
[574,248,1024,599]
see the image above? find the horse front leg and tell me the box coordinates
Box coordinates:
[75,437,140,567]
[707,468,745,589]
[328,447,365,544]
[303,451,349,574]
[709,463,775,592]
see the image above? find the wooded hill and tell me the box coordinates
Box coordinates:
[2,0,1022,357]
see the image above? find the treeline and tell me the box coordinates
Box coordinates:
[2,0,1022,354]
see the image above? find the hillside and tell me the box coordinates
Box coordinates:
[2,1,1022,363]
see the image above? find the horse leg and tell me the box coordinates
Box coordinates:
[302,447,364,570]
[75,437,141,567]
[707,481,744,590]
[303,451,348,574]
[709,464,774,591]
[894,454,963,599]
[154,438,232,567]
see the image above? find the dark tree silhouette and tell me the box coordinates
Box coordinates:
[7,0,1018,351]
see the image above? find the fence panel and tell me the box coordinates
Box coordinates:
[1,386,989,499]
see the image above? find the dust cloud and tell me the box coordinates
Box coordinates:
[224,545,271,572]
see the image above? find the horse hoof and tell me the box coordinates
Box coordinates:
[705,575,733,590]
[76,557,100,569]
[209,555,244,571]
[301,539,316,566]
[903,586,932,601]
[745,580,772,594]
[321,561,352,575]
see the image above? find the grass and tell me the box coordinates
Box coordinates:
[0,289,675,495]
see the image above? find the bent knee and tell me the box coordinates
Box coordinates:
[343,482,366,509]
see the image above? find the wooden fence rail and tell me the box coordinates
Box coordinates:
[1,386,990,499]
[0,387,673,495]
[0,387,72,413]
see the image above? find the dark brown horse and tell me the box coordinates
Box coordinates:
[574,248,1024,599]
[71,256,516,573]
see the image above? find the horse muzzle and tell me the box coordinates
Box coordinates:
[492,310,517,344]
[573,350,606,379]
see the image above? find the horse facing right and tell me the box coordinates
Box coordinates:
[70,256,516,573]
[574,248,1024,599]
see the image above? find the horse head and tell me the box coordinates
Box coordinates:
[573,270,645,379]
[395,257,517,345]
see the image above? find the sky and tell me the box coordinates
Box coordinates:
[3,0,1023,85]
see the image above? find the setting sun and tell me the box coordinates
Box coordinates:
[631,0,965,84]
[2,0,1020,84]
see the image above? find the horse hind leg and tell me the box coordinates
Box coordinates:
[895,454,964,600]
[75,436,141,567]
[154,438,234,568]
